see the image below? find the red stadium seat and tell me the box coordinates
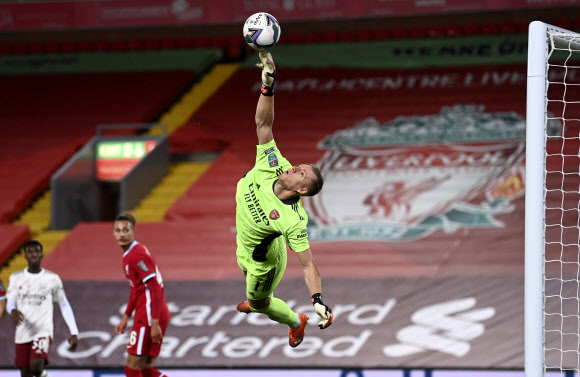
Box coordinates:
[481,23,499,34]
[554,19,573,30]
[12,44,28,54]
[226,43,242,60]
[356,29,373,41]
[320,31,337,43]
[160,39,177,49]
[211,36,228,49]
[500,23,517,34]
[28,43,44,53]
[111,40,129,51]
[177,37,195,49]
[338,31,355,42]
[445,26,463,37]
[284,33,305,44]
[193,37,211,48]
[410,27,428,38]
[391,28,409,39]
[127,40,145,51]
[304,32,321,43]
[95,40,112,51]
[428,27,445,38]
[145,39,162,50]
[372,28,391,40]
[60,42,77,53]
[462,24,481,35]
[44,42,60,53]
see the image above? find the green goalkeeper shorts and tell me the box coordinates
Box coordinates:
[238,243,288,301]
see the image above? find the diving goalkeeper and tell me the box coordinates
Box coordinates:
[235,51,333,348]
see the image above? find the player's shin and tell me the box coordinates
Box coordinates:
[250,297,299,327]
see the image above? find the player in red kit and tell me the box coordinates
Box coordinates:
[113,212,170,377]
[0,277,6,321]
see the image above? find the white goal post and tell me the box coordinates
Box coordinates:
[526,21,580,376]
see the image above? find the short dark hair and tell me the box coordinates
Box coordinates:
[306,164,324,197]
[22,240,43,253]
[115,211,137,228]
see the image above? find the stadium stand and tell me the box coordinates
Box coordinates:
[0,71,197,224]
[0,224,29,267]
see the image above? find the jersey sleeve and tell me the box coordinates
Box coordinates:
[0,277,5,300]
[254,139,291,182]
[5,274,16,302]
[129,249,158,284]
[285,222,310,253]
[52,274,67,302]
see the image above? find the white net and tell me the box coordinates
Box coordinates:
[543,27,580,373]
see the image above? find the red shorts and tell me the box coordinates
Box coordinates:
[127,321,168,357]
[15,337,52,368]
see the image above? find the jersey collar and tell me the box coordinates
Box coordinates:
[24,268,44,276]
[122,240,139,258]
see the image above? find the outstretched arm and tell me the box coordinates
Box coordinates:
[255,51,276,145]
[296,249,334,329]
[296,249,321,295]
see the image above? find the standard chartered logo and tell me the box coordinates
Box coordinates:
[56,297,494,361]
[383,297,496,358]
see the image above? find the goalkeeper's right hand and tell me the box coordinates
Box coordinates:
[312,293,334,329]
[256,51,276,95]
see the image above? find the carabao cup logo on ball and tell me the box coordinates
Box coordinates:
[243,12,281,50]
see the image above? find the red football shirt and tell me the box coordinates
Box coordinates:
[122,241,170,326]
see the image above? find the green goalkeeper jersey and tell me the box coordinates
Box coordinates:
[235,139,310,275]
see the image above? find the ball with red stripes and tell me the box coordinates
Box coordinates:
[243,12,281,51]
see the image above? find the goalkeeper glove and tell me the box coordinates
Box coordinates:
[312,293,334,329]
[256,51,276,96]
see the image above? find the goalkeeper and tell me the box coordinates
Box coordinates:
[235,50,333,348]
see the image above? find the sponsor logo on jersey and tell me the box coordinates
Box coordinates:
[304,104,562,242]
[296,229,308,239]
[244,183,270,225]
[264,146,277,155]
[268,153,279,168]
[269,209,280,220]
[137,261,148,272]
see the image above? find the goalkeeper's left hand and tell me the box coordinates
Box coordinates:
[312,293,334,329]
[256,51,276,96]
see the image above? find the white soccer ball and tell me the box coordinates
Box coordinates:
[242,12,281,50]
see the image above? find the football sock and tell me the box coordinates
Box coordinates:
[250,297,299,328]
[124,366,143,377]
[142,368,166,377]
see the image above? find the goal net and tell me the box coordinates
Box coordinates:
[526,22,580,376]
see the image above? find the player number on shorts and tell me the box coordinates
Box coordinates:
[32,337,49,354]
[129,331,137,346]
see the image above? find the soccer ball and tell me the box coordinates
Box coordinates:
[242,12,281,50]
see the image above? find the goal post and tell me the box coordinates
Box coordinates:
[526,21,580,376]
